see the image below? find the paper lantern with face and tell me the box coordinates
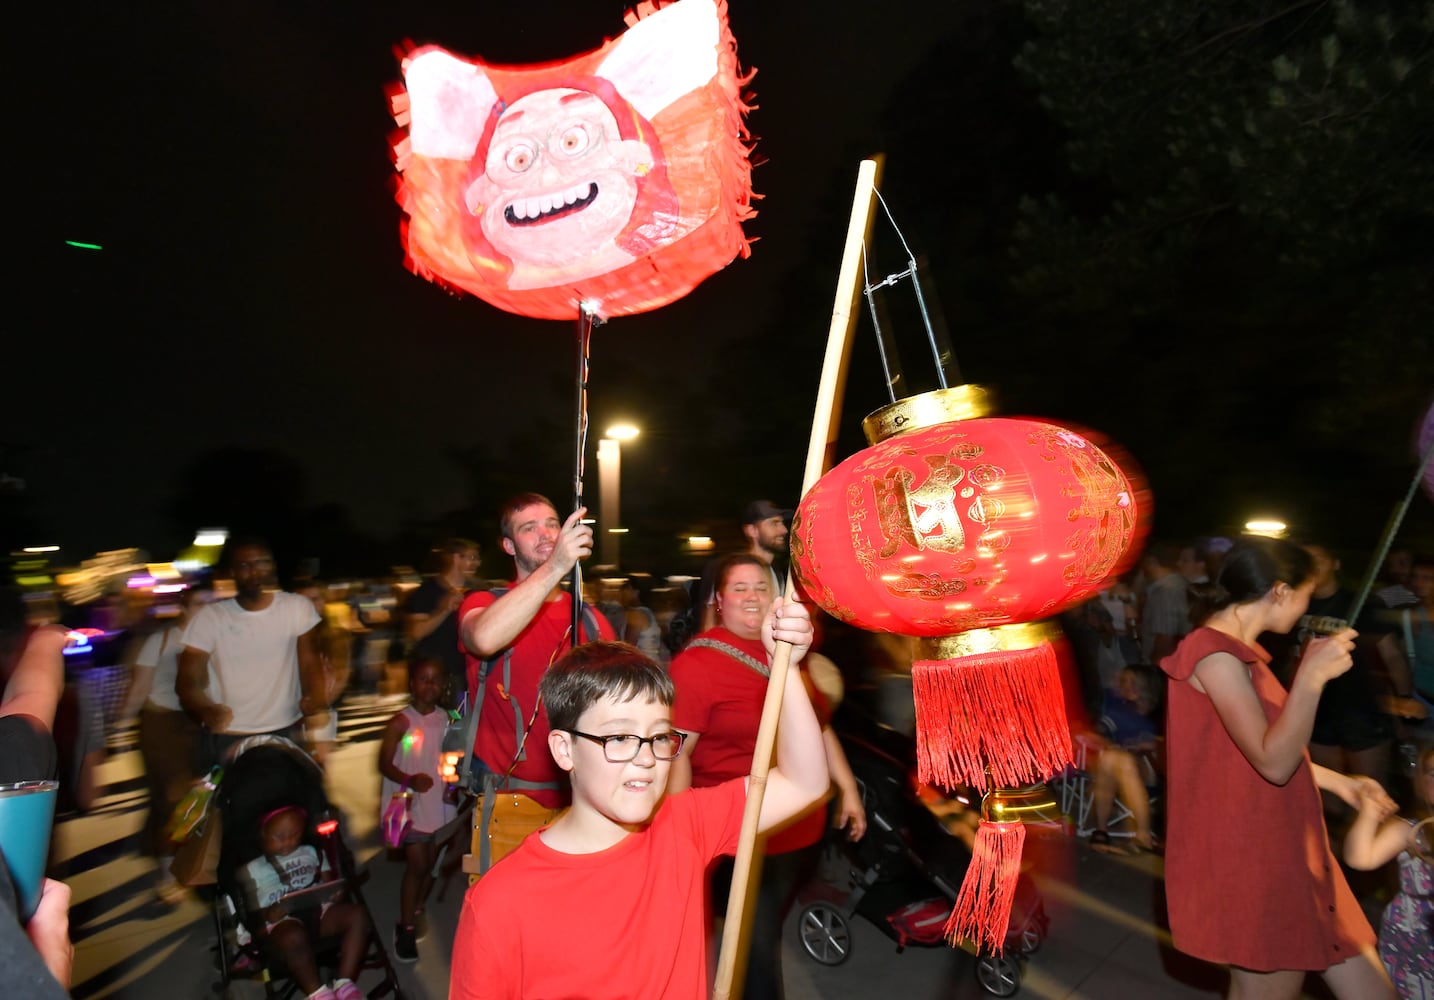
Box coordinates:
[391,0,755,320]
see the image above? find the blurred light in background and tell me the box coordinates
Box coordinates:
[1244,519,1288,538]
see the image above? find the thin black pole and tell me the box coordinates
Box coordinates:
[1346,435,1434,625]
[571,303,601,646]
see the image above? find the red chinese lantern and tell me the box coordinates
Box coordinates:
[791,384,1146,950]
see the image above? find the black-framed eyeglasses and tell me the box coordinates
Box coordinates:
[567,730,686,762]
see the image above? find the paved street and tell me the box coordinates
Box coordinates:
[56,697,1333,999]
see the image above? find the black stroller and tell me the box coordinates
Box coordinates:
[795,714,1049,998]
[211,738,404,999]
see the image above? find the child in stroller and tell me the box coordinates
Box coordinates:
[215,738,400,1000]
[796,713,1049,998]
[237,804,368,1000]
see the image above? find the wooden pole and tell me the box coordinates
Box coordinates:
[712,157,882,1000]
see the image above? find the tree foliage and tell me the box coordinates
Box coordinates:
[998,0,1433,539]
[1010,0,1433,303]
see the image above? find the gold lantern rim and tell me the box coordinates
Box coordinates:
[913,621,1062,660]
[861,384,998,444]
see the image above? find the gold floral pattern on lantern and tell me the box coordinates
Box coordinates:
[792,410,1145,636]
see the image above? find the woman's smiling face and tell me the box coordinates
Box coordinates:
[717,564,772,640]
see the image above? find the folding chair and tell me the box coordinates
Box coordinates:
[1058,734,1152,842]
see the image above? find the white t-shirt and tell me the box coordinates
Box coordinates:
[134,624,185,711]
[180,593,321,734]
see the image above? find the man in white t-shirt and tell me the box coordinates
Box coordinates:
[177,539,323,766]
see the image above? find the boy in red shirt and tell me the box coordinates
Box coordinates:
[449,599,828,999]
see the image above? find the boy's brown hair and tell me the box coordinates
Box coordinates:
[540,641,673,733]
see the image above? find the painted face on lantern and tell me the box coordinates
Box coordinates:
[465,89,654,282]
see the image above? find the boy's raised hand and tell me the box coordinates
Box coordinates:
[761,597,812,662]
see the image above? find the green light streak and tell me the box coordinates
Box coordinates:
[64,240,103,250]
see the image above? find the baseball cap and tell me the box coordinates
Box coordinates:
[742,500,791,525]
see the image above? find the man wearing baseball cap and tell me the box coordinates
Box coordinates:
[695,500,791,633]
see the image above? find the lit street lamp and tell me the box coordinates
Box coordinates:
[598,424,639,568]
[1244,518,1288,538]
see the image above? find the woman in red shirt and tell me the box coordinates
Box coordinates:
[669,553,863,1000]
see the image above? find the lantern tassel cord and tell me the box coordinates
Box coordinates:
[946,819,1025,953]
[911,642,1071,794]
[712,157,882,1000]
[570,303,602,645]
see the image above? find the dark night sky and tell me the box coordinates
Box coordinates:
[11,1,1433,568]
[12,1,986,560]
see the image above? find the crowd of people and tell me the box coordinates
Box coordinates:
[3,493,1433,999]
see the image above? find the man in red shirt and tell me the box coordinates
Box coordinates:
[454,494,614,873]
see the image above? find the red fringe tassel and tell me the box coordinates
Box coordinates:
[946,819,1025,954]
[912,642,1071,793]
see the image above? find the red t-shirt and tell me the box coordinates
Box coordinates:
[459,589,615,808]
[450,780,746,1000]
[668,627,829,854]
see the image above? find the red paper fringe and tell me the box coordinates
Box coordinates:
[912,641,1071,793]
[946,820,1025,954]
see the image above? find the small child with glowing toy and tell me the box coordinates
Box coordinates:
[378,658,455,963]
[449,599,829,1000]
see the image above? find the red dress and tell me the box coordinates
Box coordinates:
[1160,627,1374,971]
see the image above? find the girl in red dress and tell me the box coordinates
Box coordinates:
[1160,537,1397,999]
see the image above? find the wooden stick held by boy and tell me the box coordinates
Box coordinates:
[712,156,881,1000]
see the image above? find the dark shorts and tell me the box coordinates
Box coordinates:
[203,722,304,769]
[1310,708,1394,752]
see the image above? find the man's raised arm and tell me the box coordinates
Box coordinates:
[463,508,592,658]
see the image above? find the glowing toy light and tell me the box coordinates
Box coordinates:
[440,751,463,785]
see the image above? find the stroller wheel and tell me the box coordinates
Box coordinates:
[798,901,852,966]
[1018,920,1043,955]
[974,954,1022,997]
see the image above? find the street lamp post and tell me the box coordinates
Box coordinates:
[598,424,639,569]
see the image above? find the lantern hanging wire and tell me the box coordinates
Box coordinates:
[861,187,962,402]
[861,241,905,404]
